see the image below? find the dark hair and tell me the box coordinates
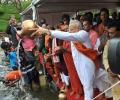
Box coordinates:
[83,18,93,25]
[100,8,109,17]
[104,18,113,26]
[94,13,100,18]
[112,12,117,19]
[39,18,46,26]
[75,15,81,21]
[84,12,93,22]
[93,13,101,25]
[1,42,12,51]
[59,21,64,24]
[107,20,120,31]
[62,14,70,24]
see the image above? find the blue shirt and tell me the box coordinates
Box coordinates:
[9,51,17,68]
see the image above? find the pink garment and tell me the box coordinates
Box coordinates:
[22,37,35,51]
[16,33,35,51]
[89,30,98,49]
[39,52,43,64]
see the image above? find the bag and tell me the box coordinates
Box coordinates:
[108,38,120,74]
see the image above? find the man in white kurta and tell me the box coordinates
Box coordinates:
[50,30,95,100]
[32,21,96,100]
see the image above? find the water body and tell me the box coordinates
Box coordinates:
[0,38,58,100]
[0,66,58,100]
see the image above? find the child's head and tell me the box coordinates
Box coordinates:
[1,42,11,51]
[10,45,16,51]
[1,41,15,52]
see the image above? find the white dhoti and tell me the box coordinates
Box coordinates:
[71,42,95,100]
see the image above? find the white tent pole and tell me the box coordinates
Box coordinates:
[32,4,36,21]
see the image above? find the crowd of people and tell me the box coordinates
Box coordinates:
[1,8,120,100]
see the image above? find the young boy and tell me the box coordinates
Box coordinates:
[1,41,18,70]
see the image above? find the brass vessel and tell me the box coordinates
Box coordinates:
[20,20,38,36]
[58,90,67,100]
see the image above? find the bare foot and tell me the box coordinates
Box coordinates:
[64,86,68,92]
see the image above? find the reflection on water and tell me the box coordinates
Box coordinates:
[0,67,58,100]
[30,87,58,100]
[0,38,58,100]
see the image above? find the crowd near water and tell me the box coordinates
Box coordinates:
[0,7,120,100]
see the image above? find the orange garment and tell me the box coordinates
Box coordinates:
[63,41,83,95]
[44,37,66,88]
[74,42,99,68]
[45,61,65,89]
[44,34,61,82]
[94,23,105,37]
[45,35,51,50]
[5,71,22,81]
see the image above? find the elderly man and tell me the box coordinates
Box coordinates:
[31,20,97,100]
[54,22,84,99]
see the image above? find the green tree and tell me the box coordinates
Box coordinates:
[0,0,31,13]
[0,0,31,32]
[11,0,23,13]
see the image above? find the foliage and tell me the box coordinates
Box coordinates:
[0,1,31,32]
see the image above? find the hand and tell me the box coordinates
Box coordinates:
[30,26,49,37]
[54,46,63,54]
[98,41,107,52]
[34,51,40,57]
[44,53,52,61]
[107,68,118,77]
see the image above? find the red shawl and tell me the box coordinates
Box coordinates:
[74,42,99,68]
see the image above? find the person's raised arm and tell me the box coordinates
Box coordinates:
[50,30,88,42]
[31,27,88,43]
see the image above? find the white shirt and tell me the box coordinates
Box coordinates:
[50,30,91,48]
[50,30,95,74]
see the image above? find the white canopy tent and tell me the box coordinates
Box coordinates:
[21,0,120,25]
